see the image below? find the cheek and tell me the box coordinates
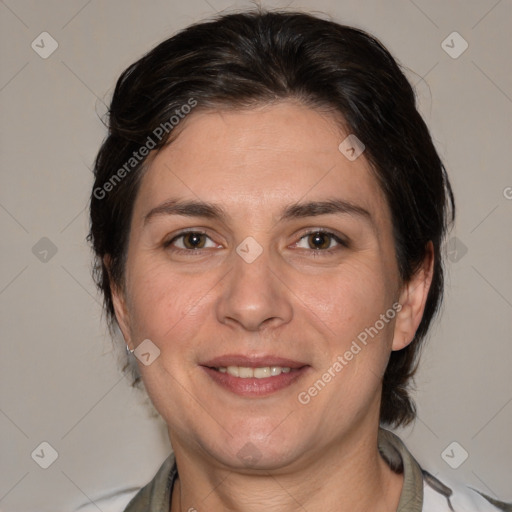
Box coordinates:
[299,265,396,418]
[293,257,398,408]
[125,257,208,344]
[293,258,394,338]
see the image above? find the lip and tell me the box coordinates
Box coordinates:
[200,354,310,397]
[201,354,307,369]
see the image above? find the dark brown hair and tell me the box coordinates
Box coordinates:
[88,8,454,427]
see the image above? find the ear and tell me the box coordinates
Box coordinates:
[392,242,434,351]
[104,255,132,349]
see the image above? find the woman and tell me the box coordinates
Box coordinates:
[87,9,511,512]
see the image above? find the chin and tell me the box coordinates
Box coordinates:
[204,425,305,471]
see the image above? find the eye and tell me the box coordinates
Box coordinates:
[165,231,218,251]
[294,230,346,252]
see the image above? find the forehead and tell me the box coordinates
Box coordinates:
[135,101,389,221]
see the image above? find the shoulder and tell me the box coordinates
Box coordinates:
[422,472,512,511]
[378,429,511,512]
[72,454,176,512]
[73,487,139,512]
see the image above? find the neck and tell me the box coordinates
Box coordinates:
[169,426,403,512]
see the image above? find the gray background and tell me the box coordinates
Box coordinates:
[0,0,511,510]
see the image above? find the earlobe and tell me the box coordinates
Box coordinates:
[392,242,434,351]
[104,256,132,348]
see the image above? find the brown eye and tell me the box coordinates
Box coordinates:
[166,231,217,251]
[307,231,333,250]
[181,232,207,249]
[294,230,346,255]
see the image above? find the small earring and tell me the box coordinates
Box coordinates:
[126,344,134,355]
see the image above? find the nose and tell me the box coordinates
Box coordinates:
[215,244,293,332]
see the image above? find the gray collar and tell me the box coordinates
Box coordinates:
[378,428,424,512]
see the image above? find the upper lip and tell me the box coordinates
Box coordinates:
[201,354,308,369]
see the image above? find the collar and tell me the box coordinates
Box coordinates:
[378,428,424,512]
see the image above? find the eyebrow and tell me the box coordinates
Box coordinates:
[144,199,227,226]
[143,198,372,226]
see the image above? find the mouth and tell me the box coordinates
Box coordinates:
[216,365,294,378]
[200,355,310,397]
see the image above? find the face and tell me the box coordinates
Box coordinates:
[112,101,429,472]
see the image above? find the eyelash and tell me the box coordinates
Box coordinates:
[293,230,348,256]
[164,229,348,257]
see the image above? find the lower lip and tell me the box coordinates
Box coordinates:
[202,366,309,397]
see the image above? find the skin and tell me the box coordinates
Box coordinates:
[110,101,434,512]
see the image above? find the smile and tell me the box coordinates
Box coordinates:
[216,366,293,378]
[202,365,309,397]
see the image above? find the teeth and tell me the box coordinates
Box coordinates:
[227,366,239,377]
[254,367,270,378]
[239,366,253,378]
[219,366,292,378]
[270,366,281,376]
